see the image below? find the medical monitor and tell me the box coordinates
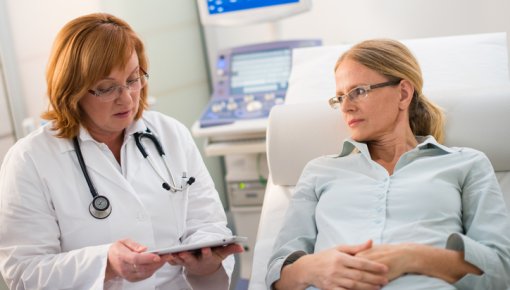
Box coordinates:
[197,0,312,26]
[230,48,292,96]
[198,39,321,127]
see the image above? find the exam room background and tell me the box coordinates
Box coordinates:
[0,0,509,288]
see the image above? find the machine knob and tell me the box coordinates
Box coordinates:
[246,100,263,112]
[244,94,254,102]
[227,101,238,111]
[211,103,223,113]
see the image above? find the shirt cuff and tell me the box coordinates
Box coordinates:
[446,233,494,271]
[282,250,307,267]
[266,251,307,289]
[96,243,115,289]
[446,233,495,289]
[266,257,285,289]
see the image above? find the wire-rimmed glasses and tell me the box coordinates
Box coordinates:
[328,79,401,109]
[88,68,149,102]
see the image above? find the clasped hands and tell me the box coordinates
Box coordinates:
[282,240,416,290]
[105,239,243,282]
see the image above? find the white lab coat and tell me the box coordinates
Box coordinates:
[0,111,234,290]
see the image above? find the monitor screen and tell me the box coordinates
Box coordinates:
[197,0,311,26]
[230,48,291,95]
[208,0,299,15]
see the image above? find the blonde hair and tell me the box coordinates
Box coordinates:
[42,13,148,138]
[335,39,445,143]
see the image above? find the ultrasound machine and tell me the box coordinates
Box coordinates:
[191,1,320,286]
[197,39,321,129]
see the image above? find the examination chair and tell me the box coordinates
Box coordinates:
[248,84,510,289]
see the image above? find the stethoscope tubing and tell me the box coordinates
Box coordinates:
[73,137,99,198]
[134,130,179,191]
[73,137,112,219]
[74,127,195,219]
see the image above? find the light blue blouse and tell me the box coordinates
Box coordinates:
[266,136,510,290]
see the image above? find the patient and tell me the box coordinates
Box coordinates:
[266,39,510,290]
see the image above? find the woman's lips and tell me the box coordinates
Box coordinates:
[348,119,363,127]
[114,110,131,118]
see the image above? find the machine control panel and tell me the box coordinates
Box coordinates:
[199,39,321,128]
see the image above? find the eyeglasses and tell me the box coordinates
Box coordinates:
[328,79,401,109]
[88,69,149,102]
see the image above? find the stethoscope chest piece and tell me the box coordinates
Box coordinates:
[89,195,112,219]
[74,127,195,220]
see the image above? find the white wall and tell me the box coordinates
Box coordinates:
[1,0,101,130]
[0,60,15,172]
[282,0,510,45]
[203,0,510,76]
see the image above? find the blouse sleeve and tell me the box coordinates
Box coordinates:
[448,151,510,289]
[265,160,320,288]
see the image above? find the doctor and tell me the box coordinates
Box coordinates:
[0,13,242,290]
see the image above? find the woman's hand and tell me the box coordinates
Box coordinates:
[275,240,389,290]
[106,239,166,282]
[355,243,415,281]
[164,243,243,276]
[357,243,482,283]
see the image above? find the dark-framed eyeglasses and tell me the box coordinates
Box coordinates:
[88,68,149,102]
[328,79,401,109]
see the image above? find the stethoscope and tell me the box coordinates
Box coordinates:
[73,128,196,219]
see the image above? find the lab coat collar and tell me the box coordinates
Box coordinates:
[73,122,146,198]
[56,115,148,153]
[76,116,147,145]
[338,135,455,158]
[48,117,148,209]
[124,117,147,141]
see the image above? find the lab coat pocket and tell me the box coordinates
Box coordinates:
[58,203,113,251]
[50,177,113,251]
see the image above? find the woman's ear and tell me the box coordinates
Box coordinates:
[398,79,415,110]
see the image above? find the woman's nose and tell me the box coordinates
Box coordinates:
[116,86,135,104]
[341,96,356,113]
